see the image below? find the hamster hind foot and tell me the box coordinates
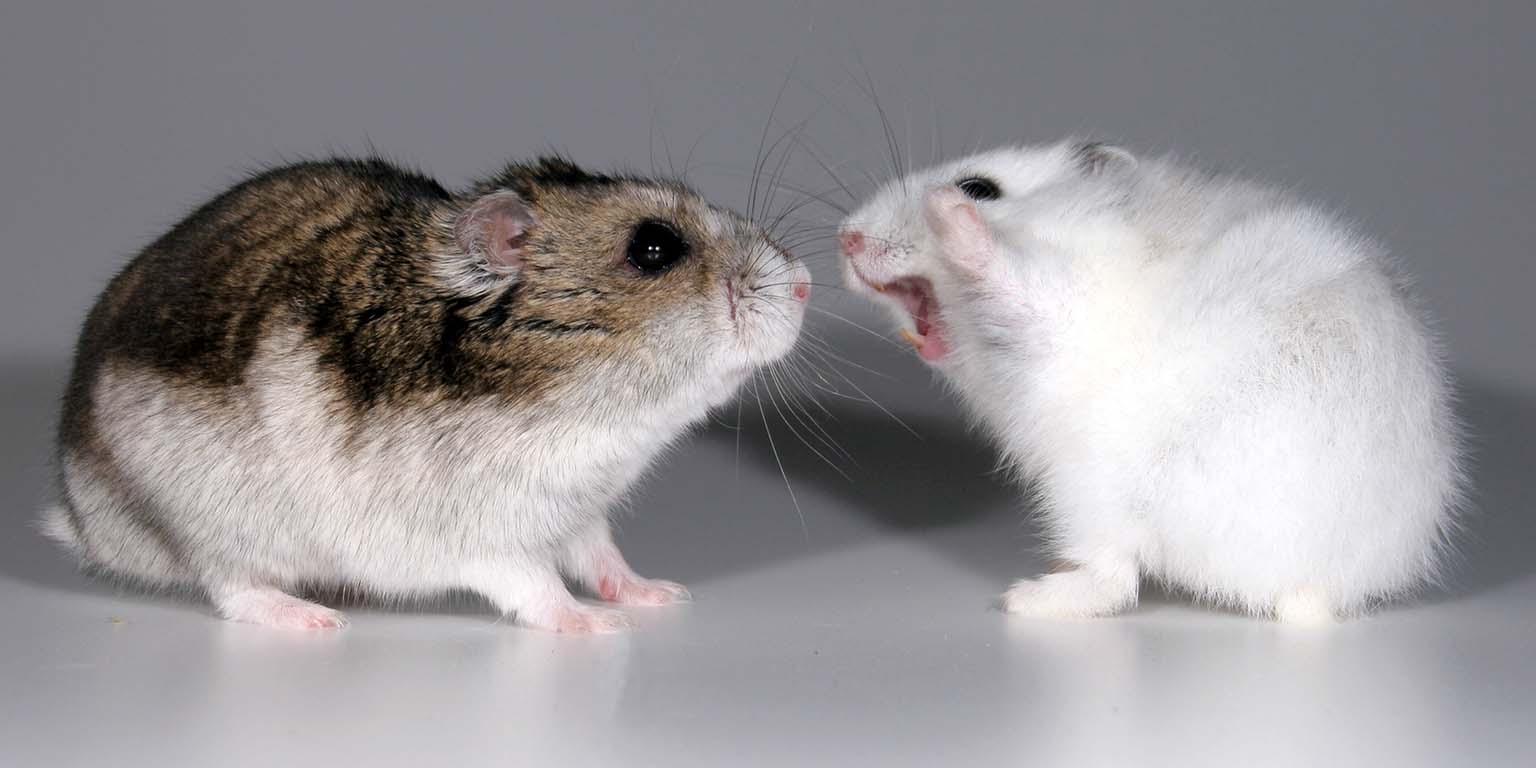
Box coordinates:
[562,520,691,607]
[213,585,349,631]
[462,560,636,634]
[1000,560,1138,619]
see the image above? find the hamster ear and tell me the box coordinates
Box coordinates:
[924,186,994,277]
[1073,141,1136,175]
[455,190,535,277]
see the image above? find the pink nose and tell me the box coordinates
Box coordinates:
[839,230,865,257]
[793,282,810,302]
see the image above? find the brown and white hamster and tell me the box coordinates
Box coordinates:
[45,156,810,632]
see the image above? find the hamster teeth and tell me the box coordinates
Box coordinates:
[899,328,925,351]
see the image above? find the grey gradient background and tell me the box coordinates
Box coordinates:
[2,2,1532,766]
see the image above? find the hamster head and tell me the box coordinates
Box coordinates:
[837,140,1133,364]
[438,157,810,410]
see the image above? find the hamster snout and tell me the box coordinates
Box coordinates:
[721,240,810,365]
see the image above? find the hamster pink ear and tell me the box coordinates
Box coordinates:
[924,186,994,276]
[455,191,535,277]
[1073,141,1136,175]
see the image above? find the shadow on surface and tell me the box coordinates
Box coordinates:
[645,396,1028,588]
[713,365,1536,606]
[704,402,1014,531]
[6,353,1529,615]
[1437,377,1536,600]
[0,359,91,593]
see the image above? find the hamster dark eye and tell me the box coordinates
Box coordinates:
[956,176,1002,201]
[626,220,689,274]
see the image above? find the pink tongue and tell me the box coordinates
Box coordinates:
[911,291,948,361]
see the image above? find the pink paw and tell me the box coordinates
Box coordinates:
[546,604,636,634]
[217,588,349,631]
[598,575,692,607]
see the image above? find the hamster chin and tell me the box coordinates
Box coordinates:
[839,138,1464,623]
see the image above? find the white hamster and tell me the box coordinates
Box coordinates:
[838,139,1463,622]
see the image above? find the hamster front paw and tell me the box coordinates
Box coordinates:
[1000,563,1138,619]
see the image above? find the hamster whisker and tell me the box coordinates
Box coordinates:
[808,347,921,440]
[750,375,810,542]
[769,347,860,468]
[795,335,899,383]
[740,301,887,457]
[750,295,898,381]
[646,95,672,182]
[773,357,837,422]
[679,124,713,188]
[686,163,855,218]
[766,187,845,234]
[789,132,860,203]
[849,45,906,192]
[777,382,854,468]
[709,411,743,431]
[801,305,909,353]
[746,65,794,225]
[751,115,814,244]
[755,280,852,295]
[735,391,746,484]
[771,233,839,254]
[761,365,853,479]
[761,115,821,230]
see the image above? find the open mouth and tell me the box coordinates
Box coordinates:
[872,276,950,362]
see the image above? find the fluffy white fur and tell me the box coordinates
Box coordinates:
[839,139,1463,621]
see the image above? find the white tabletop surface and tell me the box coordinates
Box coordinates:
[3,326,1532,768]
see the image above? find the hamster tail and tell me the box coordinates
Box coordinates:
[39,504,83,554]
[1274,588,1339,625]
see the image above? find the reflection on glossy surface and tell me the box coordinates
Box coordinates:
[2,336,1534,766]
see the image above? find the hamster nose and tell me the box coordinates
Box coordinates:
[839,230,865,258]
[793,282,810,302]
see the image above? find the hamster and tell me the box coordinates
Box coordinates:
[44,156,810,632]
[838,139,1463,622]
